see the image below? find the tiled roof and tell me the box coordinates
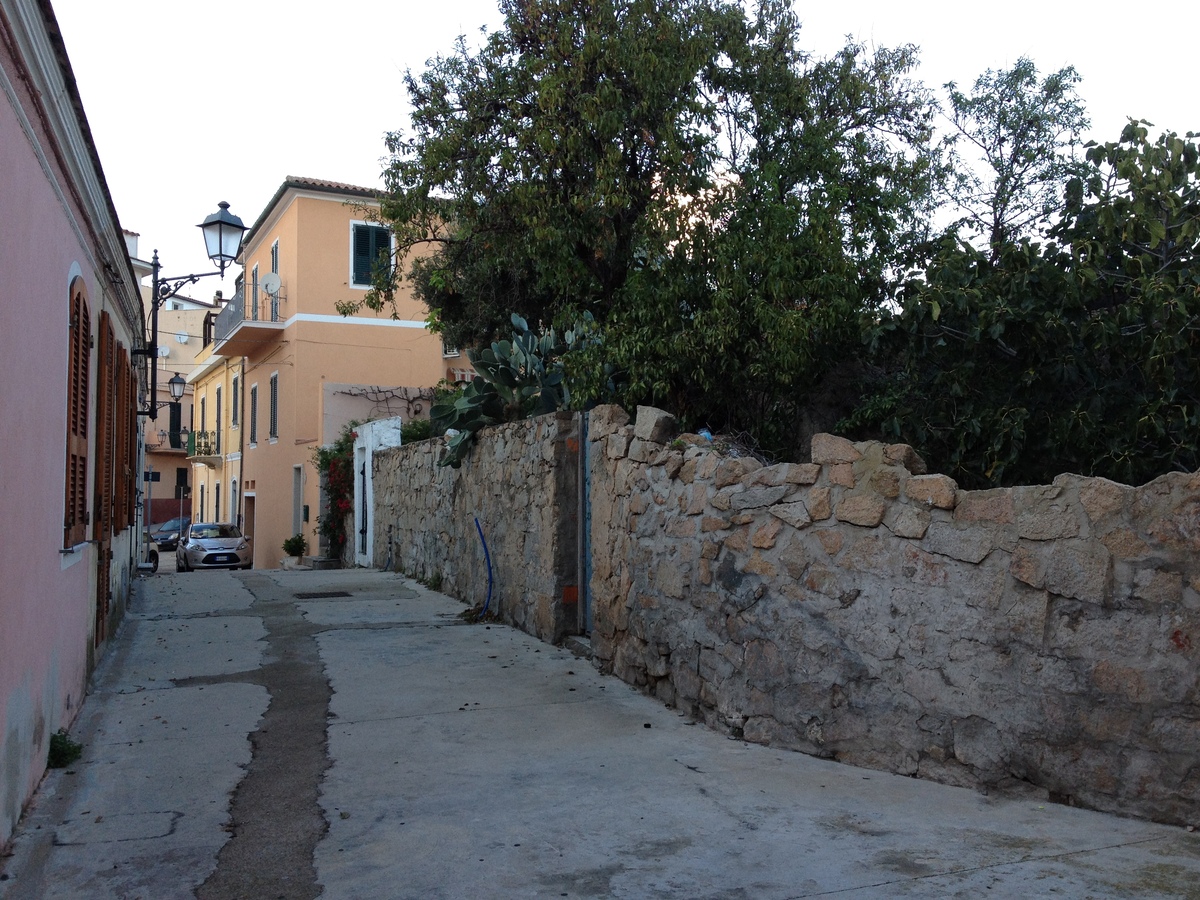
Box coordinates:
[242,176,385,249]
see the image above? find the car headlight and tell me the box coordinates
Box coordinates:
[236,540,248,550]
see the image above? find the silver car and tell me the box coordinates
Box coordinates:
[176,522,252,571]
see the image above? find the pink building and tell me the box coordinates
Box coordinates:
[0,0,145,846]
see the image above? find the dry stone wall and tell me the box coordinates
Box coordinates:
[587,405,1200,825]
[371,412,580,643]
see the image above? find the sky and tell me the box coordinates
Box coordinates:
[53,0,1199,306]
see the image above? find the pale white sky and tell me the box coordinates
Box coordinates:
[53,0,1198,304]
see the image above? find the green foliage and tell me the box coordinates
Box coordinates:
[48,730,82,768]
[401,418,433,443]
[347,0,745,349]
[855,123,1200,487]
[600,6,937,457]
[311,421,361,559]
[431,313,600,467]
[942,57,1089,256]
[282,533,308,557]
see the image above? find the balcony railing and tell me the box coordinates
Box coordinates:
[187,430,219,458]
[212,283,288,347]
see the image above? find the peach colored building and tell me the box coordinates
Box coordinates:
[1,0,144,845]
[197,177,452,567]
[126,231,212,526]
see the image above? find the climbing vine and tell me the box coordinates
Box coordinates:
[312,421,360,559]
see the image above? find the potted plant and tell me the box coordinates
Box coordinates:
[282,533,307,560]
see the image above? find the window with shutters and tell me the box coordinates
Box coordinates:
[270,240,279,275]
[351,223,391,286]
[64,283,90,547]
[269,373,279,440]
[231,375,240,427]
[215,387,222,455]
[249,384,258,445]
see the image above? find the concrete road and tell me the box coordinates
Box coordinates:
[2,568,1197,898]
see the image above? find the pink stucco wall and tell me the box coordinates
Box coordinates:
[0,43,137,845]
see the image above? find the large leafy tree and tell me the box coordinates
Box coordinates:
[358,0,939,459]
[942,57,1089,258]
[345,0,744,350]
[856,123,1200,487]
[610,6,936,455]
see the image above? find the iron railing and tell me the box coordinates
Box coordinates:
[188,430,218,457]
[212,283,287,346]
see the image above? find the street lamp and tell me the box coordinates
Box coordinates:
[136,202,247,420]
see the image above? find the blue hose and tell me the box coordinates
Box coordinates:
[474,517,493,619]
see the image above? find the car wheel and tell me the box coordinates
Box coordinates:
[147,550,159,574]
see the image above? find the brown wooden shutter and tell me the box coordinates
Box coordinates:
[93,312,115,541]
[64,287,90,547]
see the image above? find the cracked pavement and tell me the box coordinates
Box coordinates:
[2,567,1198,898]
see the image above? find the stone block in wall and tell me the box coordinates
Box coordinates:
[1015,485,1080,540]
[870,466,907,499]
[628,438,657,463]
[770,501,812,531]
[607,430,632,459]
[1010,540,1111,603]
[634,406,678,443]
[714,457,762,488]
[835,495,886,528]
[1135,473,1200,553]
[589,404,631,441]
[811,433,862,465]
[731,485,791,510]
[805,486,833,521]
[711,486,740,511]
[884,443,928,475]
[746,463,819,487]
[922,522,996,564]
[954,488,1015,524]
[752,518,784,549]
[905,474,959,509]
[1077,476,1130,526]
[885,506,929,539]
[830,464,856,488]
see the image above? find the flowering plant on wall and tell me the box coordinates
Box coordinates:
[312,421,362,559]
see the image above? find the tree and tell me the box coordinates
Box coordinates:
[343,0,744,350]
[360,0,937,459]
[603,4,937,456]
[854,123,1200,487]
[942,57,1089,258]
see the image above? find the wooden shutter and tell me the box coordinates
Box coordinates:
[353,225,372,284]
[93,312,116,541]
[64,287,90,547]
[249,385,258,444]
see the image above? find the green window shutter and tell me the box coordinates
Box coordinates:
[353,224,391,286]
[353,225,373,285]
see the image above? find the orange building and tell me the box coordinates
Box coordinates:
[191,177,451,567]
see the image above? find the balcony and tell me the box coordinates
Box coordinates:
[212,283,288,357]
[145,429,190,454]
[187,430,222,468]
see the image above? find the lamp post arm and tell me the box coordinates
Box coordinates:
[137,251,227,420]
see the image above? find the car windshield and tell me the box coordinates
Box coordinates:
[190,524,241,540]
[154,518,185,532]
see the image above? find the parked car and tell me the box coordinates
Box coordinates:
[151,516,190,551]
[176,522,252,571]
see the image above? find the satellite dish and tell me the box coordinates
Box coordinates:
[261,272,281,295]
[157,345,170,358]
[176,332,189,344]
